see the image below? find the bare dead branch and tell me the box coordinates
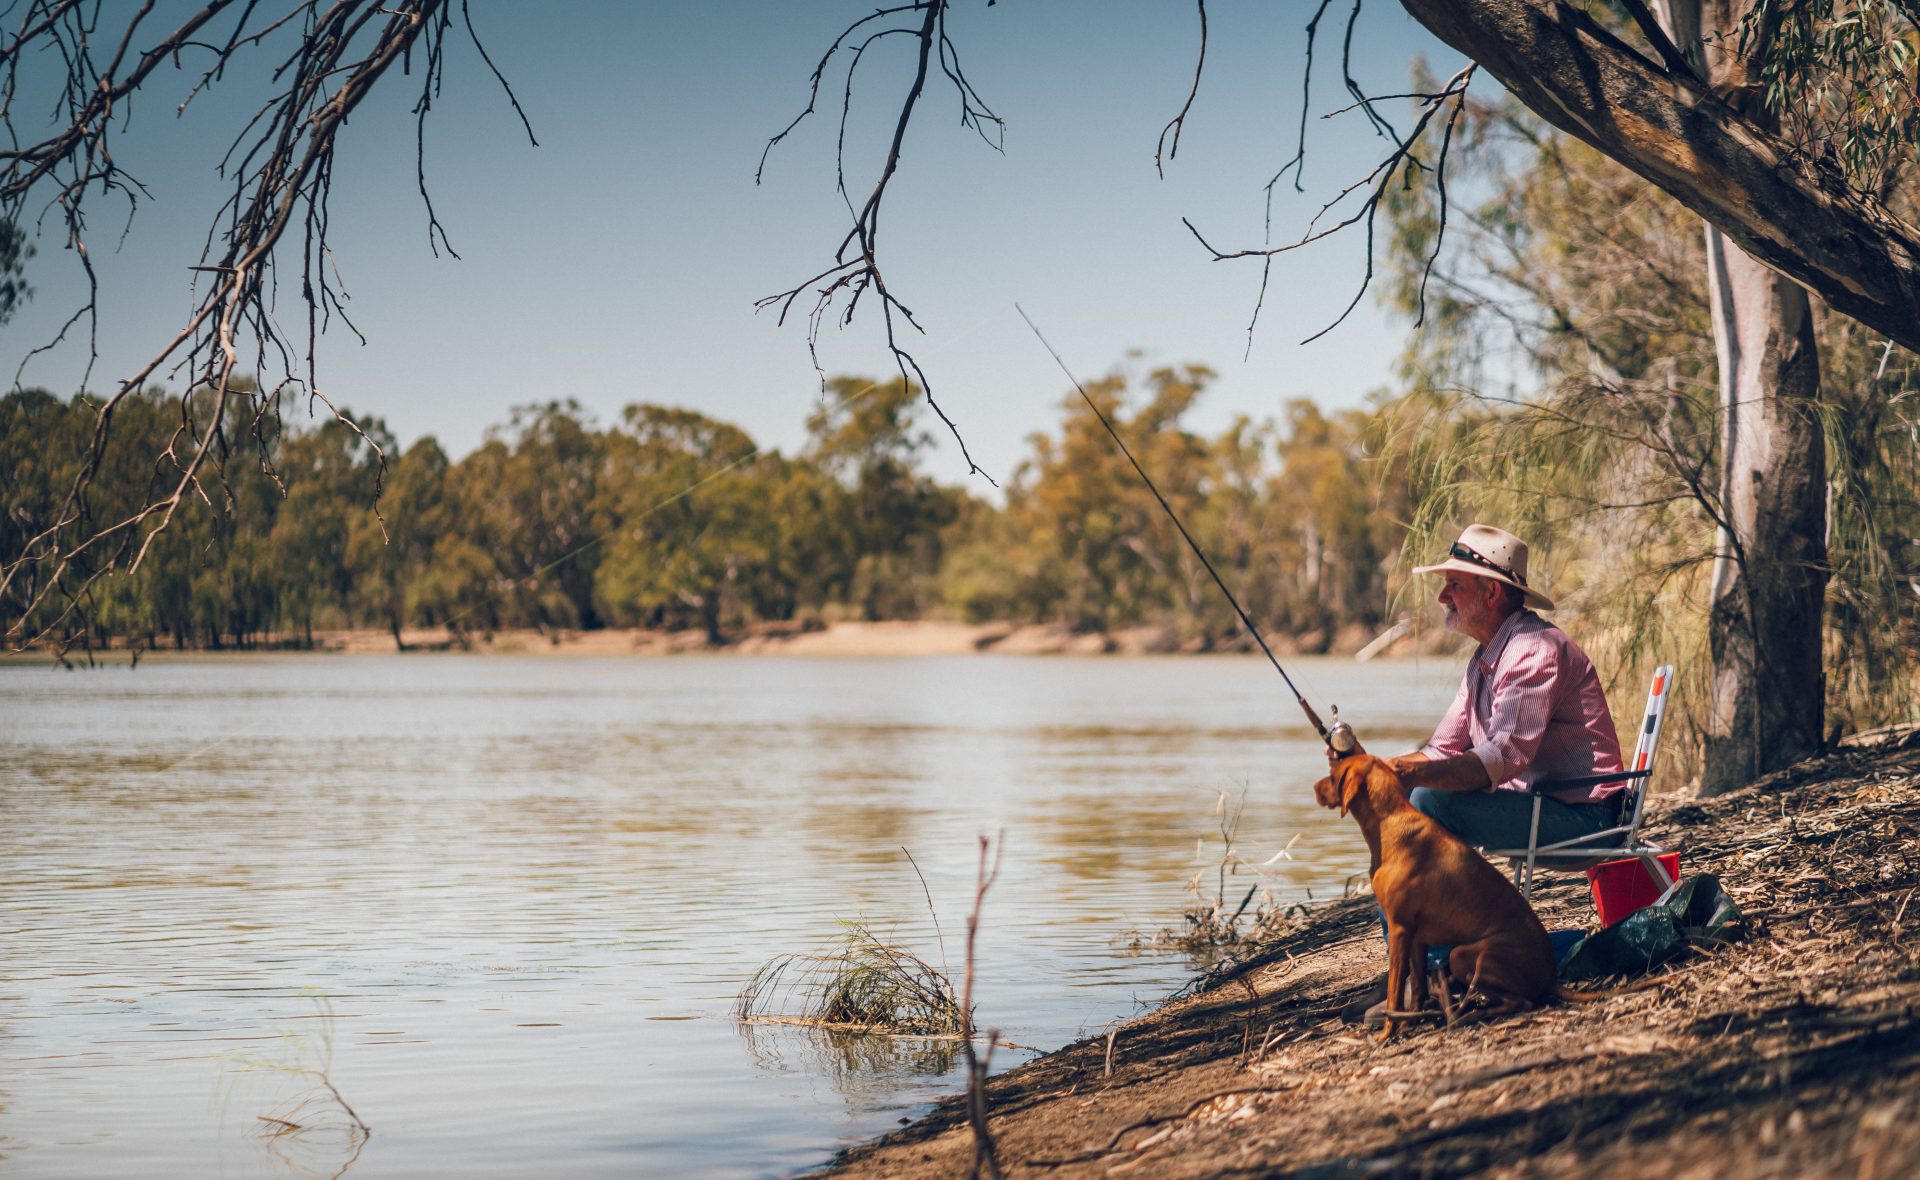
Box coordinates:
[1154,0,1207,179]
[1412,70,1473,327]
[1340,0,1398,143]
[758,0,999,484]
[754,5,913,185]
[1267,0,1338,196]
[1189,65,1476,345]
[458,2,537,149]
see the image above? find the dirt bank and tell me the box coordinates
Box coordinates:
[818,730,1920,1179]
[31,618,1455,660]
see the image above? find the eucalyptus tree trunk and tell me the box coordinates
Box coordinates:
[1698,229,1826,791]
[1657,0,1827,793]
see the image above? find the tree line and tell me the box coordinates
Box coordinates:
[0,371,1411,655]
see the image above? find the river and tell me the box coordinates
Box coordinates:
[1,652,1459,1177]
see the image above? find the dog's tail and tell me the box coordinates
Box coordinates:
[1554,973,1681,1002]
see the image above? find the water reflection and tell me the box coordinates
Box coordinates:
[253,1125,367,1180]
[799,802,929,861]
[736,1023,961,1107]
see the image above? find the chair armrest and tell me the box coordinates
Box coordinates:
[1526,769,1650,795]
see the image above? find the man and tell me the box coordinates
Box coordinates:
[1389,523,1627,850]
[1338,524,1625,1026]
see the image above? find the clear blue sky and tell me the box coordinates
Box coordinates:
[5,1,1462,487]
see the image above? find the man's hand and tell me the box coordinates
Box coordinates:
[1388,753,1430,779]
[1324,735,1367,768]
[1391,751,1491,792]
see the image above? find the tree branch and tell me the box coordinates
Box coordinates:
[1186,66,1476,344]
[759,1,1000,484]
[1613,0,1702,81]
[1155,1,1207,178]
[1398,0,1920,354]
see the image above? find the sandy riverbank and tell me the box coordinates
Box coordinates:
[38,618,1452,660]
[817,728,1920,1178]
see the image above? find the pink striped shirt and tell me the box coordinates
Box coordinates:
[1419,610,1626,804]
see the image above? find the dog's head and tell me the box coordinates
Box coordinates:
[1312,754,1401,817]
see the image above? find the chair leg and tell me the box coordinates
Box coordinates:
[1643,852,1681,906]
[1521,796,1544,900]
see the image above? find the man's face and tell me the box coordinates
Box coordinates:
[1437,572,1505,642]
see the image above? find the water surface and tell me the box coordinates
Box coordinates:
[1,652,1457,1177]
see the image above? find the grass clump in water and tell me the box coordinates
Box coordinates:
[735,922,966,1037]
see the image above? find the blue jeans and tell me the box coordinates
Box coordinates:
[1379,788,1615,970]
[1407,786,1615,851]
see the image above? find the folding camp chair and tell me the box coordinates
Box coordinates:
[1484,664,1677,901]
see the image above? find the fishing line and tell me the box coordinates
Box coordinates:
[1015,303,1348,752]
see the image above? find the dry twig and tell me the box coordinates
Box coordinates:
[962,832,1005,1180]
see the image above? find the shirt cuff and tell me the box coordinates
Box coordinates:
[1467,741,1511,787]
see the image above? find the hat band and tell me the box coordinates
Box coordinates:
[1450,540,1526,587]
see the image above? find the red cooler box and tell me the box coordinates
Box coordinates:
[1586,853,1681,927]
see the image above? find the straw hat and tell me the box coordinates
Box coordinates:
[1411,523,1555,611]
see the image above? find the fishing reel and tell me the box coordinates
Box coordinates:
[1326,706,1359,755]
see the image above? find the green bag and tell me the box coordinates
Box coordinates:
[1557,873,1744,982]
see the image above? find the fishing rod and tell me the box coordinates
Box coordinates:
[1016,304,1356,755]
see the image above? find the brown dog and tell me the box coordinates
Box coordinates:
[1314,754,1557,1040]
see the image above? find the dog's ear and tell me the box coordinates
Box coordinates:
[1338,761,1364,816]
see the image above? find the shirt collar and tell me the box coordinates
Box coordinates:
[1475,608,1532,676]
